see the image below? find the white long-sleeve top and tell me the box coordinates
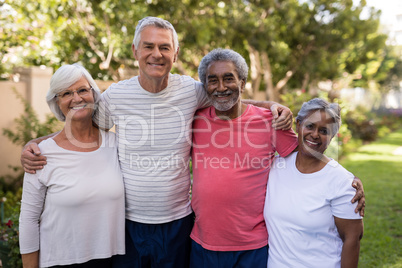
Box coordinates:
[19,130,125,267]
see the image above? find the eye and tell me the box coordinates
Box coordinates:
[208,78,218,84]
[61,91,73,98]
[320,128,329,135]
[160,46,170,51]
[305,123,313,130]
[78,88,90,95]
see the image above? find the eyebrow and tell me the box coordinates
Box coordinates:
[142,41,172,47]
[223,73,235,77]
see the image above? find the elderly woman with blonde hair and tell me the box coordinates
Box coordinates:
[19,63,125,268]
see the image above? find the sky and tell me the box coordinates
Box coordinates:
[363,0,402,44]
[365,0,402,24]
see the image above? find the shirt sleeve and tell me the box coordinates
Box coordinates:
[93,89,114,130]
[330,173,362,220]
[19,172,47,254]
[194,81,211,109]
[273,128,298,157]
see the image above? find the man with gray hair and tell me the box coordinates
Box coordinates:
[190,48,299,267]
[21,17,294,268]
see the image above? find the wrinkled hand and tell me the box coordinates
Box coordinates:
[351,177,365,217]
[21,143,46,174]
[270,103,293,130]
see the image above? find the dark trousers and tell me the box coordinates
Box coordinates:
[112,213,194,268]
[190,240,268,268]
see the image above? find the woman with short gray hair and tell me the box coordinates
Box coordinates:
[296,97,341,138]
[264,98,364,267]
[19,63,125,268]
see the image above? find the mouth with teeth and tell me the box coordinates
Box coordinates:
[212,91,233,100]
[70,104,87,110]
[149,63,164,67]
[305,139,320,148]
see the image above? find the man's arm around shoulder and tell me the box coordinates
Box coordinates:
[21,132,59,174]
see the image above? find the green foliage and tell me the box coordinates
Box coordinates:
[279,90,312,118]
[0,189,22,268]
[344,106,379,142]
[0,88,60,267]
[2,88,61,147]
[0,167,23,194]
[1,0,390,95]
[343,105,402,143]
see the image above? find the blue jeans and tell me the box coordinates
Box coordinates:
[112,213,194,268]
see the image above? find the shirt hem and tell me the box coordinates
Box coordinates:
[125,209,193,224]
[190,235,268,251]
[40,251,125,267]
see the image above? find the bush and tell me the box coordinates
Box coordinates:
[0,189,22,268]
[0,88,61,267]
[343,106,378,142]
[2,88,61,147]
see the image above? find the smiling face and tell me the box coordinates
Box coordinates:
[205,60,245,119]
[56,76,95,122]
[296,109,335,158]
[132,26,179,90]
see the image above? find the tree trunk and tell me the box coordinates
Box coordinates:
[301,72,310,92]
[261,51,278,101]
[247,45,262,99]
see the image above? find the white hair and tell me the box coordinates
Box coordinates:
[132,16,179,52]
[46,63,101,122]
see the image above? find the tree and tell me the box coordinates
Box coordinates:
[230,0,387,101]
[1,0,390,102]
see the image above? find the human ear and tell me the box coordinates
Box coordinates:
[132,44,138,60]
[240,79,246,93]
[296,121,300,134]
[173,47,180,62]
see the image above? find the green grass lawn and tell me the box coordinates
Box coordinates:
[340,128,402,268]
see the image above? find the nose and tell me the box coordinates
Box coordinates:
[217,80,226,92]
[310,128,319,139]
[72,91,83,102]
[152,47,162,58]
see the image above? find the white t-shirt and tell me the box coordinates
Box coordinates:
[94,74,209,224]
[264,152,362,268]
[19,130,125,267]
